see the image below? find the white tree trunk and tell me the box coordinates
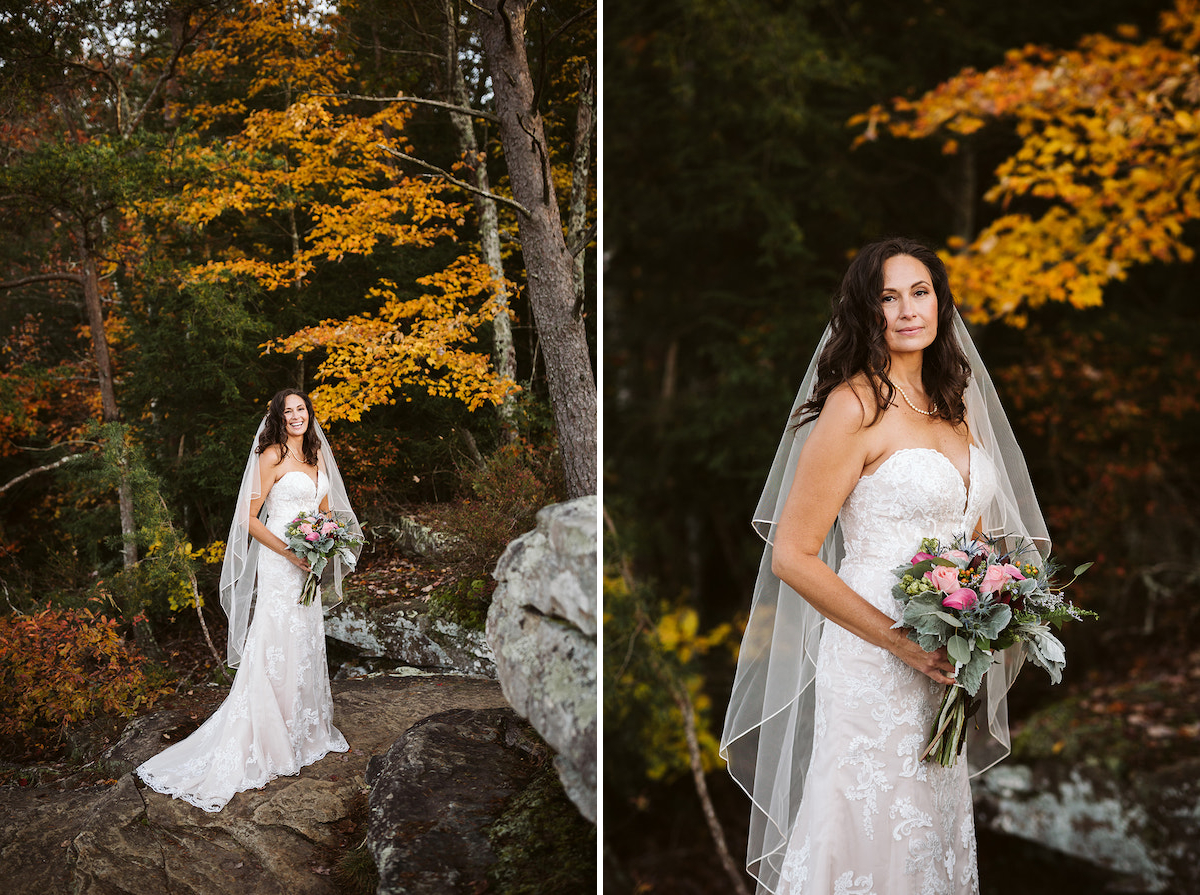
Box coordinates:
[444,0,518,431]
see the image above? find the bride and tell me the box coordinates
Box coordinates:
[721,238,1049,893]
[136,388,361,812]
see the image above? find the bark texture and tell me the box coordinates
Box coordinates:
[444,1,518,431]
[478,0,596,497]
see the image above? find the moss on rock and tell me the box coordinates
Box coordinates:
[486,765,596,895]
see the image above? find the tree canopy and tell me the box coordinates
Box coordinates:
[0,0,595,658]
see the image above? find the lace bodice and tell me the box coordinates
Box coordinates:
[840,446,995,569]
[263,468,328,538]
[837,446,997,620]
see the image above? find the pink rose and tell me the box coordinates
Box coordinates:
[980,564,1012,595]
[942,587,978,611]
[926,565,961,593]
[944,550,970,564]
[305,531,320,542]
[911,552,937,564]
[1001,563,1026,581]
[320,520,336,536]
[299,522,314,536]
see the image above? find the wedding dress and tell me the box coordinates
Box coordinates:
[776,445,997,894]
[136,468,348,812]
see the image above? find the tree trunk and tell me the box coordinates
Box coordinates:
[82,255,120,424]
[82,253,139,571]
[83,249,156,654]
[568,58,594,311]
[444,0,518,434]
[477,0,596,497]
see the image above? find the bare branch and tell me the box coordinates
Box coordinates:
[672,683,753,895]
[12,440,100,454]
[0,272,85,291]
[0,454,88,496]
[547,5,596,46]
[125,4,231,135]
[376,144,531,216]
[154,490,227,676]
[315,93,499,123]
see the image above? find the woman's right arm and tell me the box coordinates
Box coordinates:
[771,387,958,687]
[247,447,311,572]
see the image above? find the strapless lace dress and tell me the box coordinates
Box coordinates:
[136,469,348,812]
[778,445,997,895]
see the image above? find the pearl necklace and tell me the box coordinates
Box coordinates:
[895,383,936,416]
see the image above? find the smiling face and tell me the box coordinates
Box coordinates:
[282,394,309,438]
[881,253,938,357]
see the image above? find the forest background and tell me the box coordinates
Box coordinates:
[604,0,1200,891]
[0,0,595,763]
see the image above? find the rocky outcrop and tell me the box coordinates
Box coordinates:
[366,708,547,893]
[384,516,460,560]
[487,496,597,822]
[0,676,510,895]
[324,599,495,678]
[323,513,495,678]
[974,756,1200,893]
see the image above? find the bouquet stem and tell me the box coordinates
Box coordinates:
[921,684,969,767]
[298,572,320,606]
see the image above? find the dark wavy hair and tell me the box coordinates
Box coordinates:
[795,237,971,428]
[257,388,320,466]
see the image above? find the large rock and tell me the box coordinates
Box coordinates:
[385,516,460,560]
[324,599,496,678]
[0,675,510,895]
[487,496,597,822]
[365,707,547,894]
[974,756,1200,892]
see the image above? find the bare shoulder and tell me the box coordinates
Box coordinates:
[259,444,284,466]
[815,378,872,435]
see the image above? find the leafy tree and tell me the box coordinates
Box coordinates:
[0,3,222,647]
[856,0,1200,323]
[328,0,598,496]
[155,0,524,434]
[476,0,596,497]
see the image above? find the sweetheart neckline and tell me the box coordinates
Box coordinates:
[277,467,323,492]
[860,444,976,497]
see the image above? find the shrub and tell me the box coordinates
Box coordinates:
[0,607,171,758]
[439,441,561,573]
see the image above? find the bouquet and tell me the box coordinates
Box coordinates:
[892,534,1095,767]
[284,509,364,606]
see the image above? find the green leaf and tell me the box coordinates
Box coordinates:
[974,603,1012,640]
[957,649,993,696]
[902,596,954,639]
[902,557,958,579]
[934,610,963,628]
[1073,561,1094,576]
[947,634,971,666]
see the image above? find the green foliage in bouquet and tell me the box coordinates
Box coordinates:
[891,533,1096,765]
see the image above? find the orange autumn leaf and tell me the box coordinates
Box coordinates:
[855,0,1200,323]
[268,254,520,421]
